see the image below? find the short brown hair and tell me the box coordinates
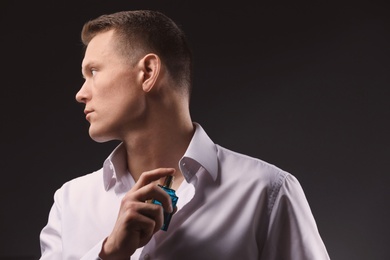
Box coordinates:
[81,10,193,96]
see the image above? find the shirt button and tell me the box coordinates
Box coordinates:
[143,254,150,260]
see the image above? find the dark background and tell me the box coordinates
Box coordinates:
[1,1,389,259]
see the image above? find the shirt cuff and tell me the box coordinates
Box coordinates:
[80,238,106,260]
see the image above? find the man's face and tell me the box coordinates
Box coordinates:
[76,30,147,142]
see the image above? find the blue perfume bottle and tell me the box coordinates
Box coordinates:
[152,175,178,231]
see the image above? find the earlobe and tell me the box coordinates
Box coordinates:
[140,54,160,93]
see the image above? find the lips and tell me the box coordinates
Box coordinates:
[84,109,93,121]
[84,109,92,115]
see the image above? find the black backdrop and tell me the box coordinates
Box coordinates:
[1,1,389,259]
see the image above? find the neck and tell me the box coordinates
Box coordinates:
[123,113,194,187]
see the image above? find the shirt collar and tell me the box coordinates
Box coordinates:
[102,143,132,191]
[102,122,218,191]
[179,122,218,182]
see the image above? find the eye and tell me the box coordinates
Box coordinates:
[91,69,97,76]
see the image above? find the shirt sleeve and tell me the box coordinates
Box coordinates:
[80,241,105,260]
[39,189,63,260]
[39,188,105,260]
[260,174,330,260]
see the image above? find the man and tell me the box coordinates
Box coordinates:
[39,10,330,259]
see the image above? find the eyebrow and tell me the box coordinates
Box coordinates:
[81,66,87,79]
[81,61,95,78]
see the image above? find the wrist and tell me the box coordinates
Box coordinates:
[99,237,128,260]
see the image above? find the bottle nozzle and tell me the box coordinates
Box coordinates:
[163,175,174,189]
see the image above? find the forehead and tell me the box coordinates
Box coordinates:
[82,30,120,67]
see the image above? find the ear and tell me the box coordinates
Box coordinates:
[139,53,161,93]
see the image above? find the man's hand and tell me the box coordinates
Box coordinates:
[99,168,175,259]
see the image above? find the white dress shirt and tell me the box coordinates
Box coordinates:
[40,122,330,260]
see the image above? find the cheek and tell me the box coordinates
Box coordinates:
[119,93,147,122]
[93,72,147,134]
[105,87,148,128]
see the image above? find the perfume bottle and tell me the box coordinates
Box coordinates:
[152,175,179,231]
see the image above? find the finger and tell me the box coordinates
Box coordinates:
[139,203,165,233]
[106,201,161,256]
[133,168,175,189]
[122,200,165,234]
[131,183,174,213]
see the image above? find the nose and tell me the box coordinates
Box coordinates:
[75,82,89,104]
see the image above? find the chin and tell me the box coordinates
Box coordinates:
[89,129,114,143]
